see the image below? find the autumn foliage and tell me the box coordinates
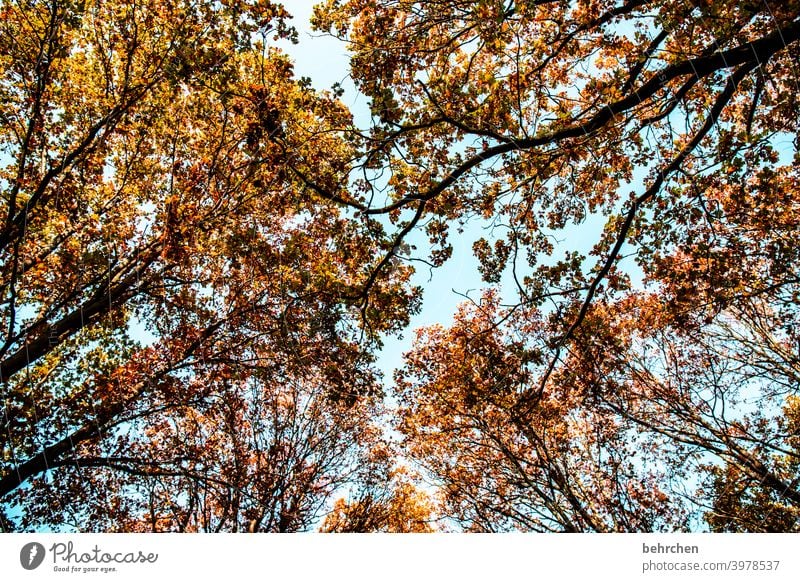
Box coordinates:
[2,0,800,532]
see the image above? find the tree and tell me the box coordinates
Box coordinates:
[1,0,417,531]
[395,293,684,531]
[310,0,800,530]
[587,296,800,532]
[705,390,800,532]
[320,461,437,533]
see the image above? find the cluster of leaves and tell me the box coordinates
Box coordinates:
[2,0,800,532]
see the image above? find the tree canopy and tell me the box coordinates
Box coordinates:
[2,0,799,532]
